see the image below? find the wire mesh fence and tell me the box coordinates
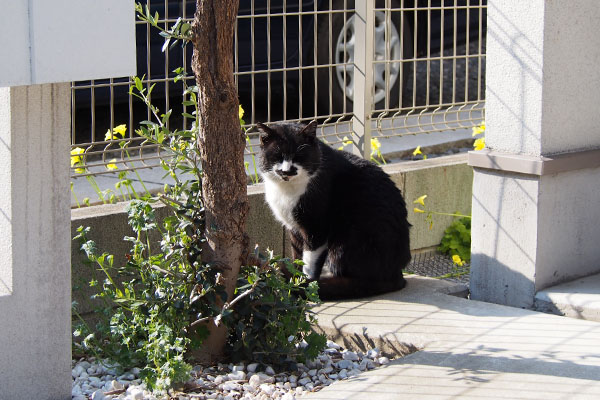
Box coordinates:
[70,0,486,181]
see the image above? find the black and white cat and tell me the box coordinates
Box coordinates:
[257,121,411,300]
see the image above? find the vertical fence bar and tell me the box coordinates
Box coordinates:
[351,1,374,159]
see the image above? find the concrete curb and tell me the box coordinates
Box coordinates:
[535,273,600,323]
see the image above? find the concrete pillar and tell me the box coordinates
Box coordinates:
[0,83,71,398]
[469,0,600,308]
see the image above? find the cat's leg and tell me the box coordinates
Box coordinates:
[290,230,328,280]
[302,242,328,280]
[289,230,304,261]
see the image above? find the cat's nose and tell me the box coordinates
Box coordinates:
[276,169,297,178]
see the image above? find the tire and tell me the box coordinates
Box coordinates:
[316,0,413,115]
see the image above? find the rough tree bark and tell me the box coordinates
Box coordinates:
[190,0,249,363]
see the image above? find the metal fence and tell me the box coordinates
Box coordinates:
[70,0,486,183]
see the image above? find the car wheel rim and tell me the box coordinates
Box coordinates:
[335,11,402,105]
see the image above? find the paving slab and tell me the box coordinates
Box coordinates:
[535,272,600,322]
[306,275,600,399]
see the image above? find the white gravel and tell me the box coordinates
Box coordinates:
[72,340,395,399]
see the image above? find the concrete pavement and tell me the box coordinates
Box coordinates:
[305,276,600,399]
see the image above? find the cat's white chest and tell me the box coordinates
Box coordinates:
[263,173,311,231]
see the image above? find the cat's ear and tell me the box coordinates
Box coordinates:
[257,122,275,146]
[299,120,318,140]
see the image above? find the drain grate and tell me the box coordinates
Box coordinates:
[406,251,470,285]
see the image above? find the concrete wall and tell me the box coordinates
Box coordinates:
[0,84,72,399]
[0,0,135,87]
[388,154,473,252]
[72,153,473,315]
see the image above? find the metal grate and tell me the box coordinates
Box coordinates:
[70,0,486,184]
[370,0,486,141]
[406,251,470,285]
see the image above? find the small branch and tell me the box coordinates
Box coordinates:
[188,283,257,329]
[148,264,185,280]
[226,283,257,310]
[157,193,186,209]
[189,316,211,329]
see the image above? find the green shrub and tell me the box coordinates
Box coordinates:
[228,258,326,369]
[438,217,471,263]
[72,71,325,392]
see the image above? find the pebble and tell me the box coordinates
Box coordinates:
[378,356,391,365]
[246,363,259,373]
[72,343,395,400]
[232,364,245,372]
[336,359,353,370]
[367,348,381,359]
[222,382,242,391]
[128,388,144,400]
[326,340,341,350]
[342,350,360,361]
[255,373,274,384]
[248,374,261,389]
[259,383,275,396]
[228,370,246,381]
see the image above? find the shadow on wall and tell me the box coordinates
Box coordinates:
[470,253,535,309]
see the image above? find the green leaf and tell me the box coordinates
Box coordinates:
[162,39,171,53]
[180,23,191,36]
[134,76,143,92]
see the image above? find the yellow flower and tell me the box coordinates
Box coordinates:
[413,195,427,207]
[106,159,118,170]
[370,137,381,152]
[338,136,353,150]
[70,147,85,167]
[413,208,425,214]
[472,123,486,137]
[239,105,245,120]
[473,138,485,151]
[114,124,127,137]
[173,141,188,152]
[413,146,422,156]
[452,254,465,267]
[105,124,127,141]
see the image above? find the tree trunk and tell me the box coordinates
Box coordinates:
[190,0,248,363]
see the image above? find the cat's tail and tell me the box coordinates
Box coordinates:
[316,275,407,301]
